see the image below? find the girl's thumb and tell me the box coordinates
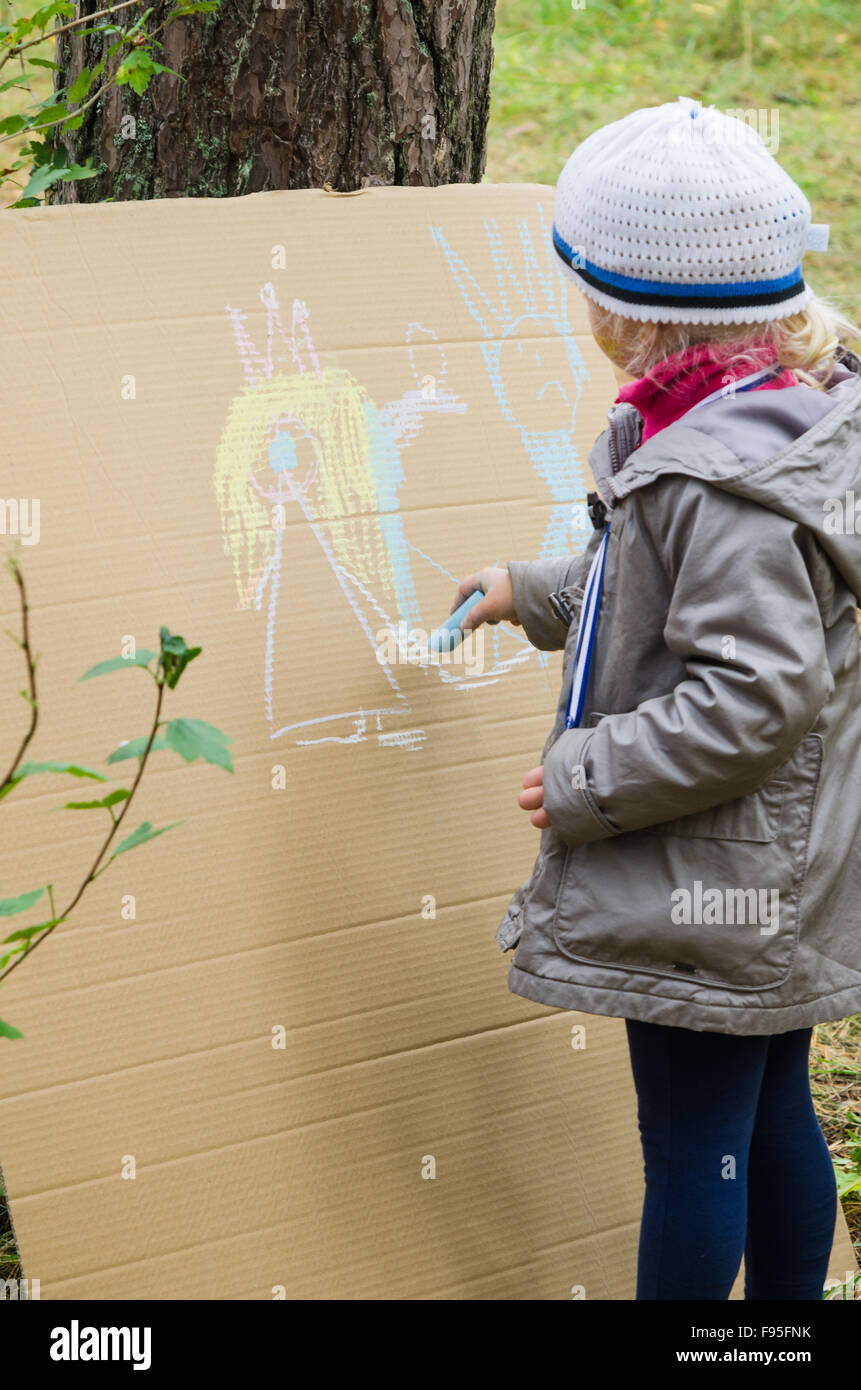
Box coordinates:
[462,593,494,630]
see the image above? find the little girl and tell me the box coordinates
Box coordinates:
[454,98,861,1301]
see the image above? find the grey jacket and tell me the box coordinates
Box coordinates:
[497,361,861,1033]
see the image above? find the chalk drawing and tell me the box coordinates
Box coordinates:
[214,283,535,747]
[214,205,591,749]
[430,202,592,556]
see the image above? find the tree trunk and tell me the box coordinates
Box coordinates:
[53,0,496,202]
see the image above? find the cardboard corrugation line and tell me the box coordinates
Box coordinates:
[0,185,855,1299]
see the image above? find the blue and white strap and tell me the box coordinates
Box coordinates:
[564,524,610,729]
[683,364,779,415]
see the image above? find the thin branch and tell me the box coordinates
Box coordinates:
[0,15,176,148]
[0,71,112,146]
[7,0,39,103]
[0,554,38,798]
[0,0,147,70]
[0,674,166,985]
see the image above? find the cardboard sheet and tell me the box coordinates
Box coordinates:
[0,184,855,1298]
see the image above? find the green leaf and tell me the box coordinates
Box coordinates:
[19,163,65,200]
[3,920,53,944]
[164,718,234,772]
[111,819,184,859]
[0,942,28,968]
[0,75,32,94]
[0,114,27,137]
[835,1166,861,1197]
[20,760,105,779]
[106,734,168,764]
[64,788,130,811]
[115,55,152,97]
[80,24,122,38]
[168,1,218,13]
[158,628,202,689]
[31,1,74,25]
[0,760,106,802]
[160,629,192,656]
[115,46,181,97]
[60,163,98,180]
[17,141,53,171]
[79,649,157,681]
[29,102,72,133]
[0,887,46,918]
[0,1019,24,1041]
[67,66,93,103]
[125,7,156,38]
[29,58,63,71]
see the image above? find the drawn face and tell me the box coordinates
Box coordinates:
[264,413,319,499]
[495,326,580,435]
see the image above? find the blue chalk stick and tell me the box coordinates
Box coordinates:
[428,588,486,652]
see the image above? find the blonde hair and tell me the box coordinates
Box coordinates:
[588,293,861,391]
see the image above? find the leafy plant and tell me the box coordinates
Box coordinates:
[834,1109,861,1198]
[0,547,232,1038]
[0,0,219,207]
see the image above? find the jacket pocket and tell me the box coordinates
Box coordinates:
[640,779,790,842]
[550,733,823,991]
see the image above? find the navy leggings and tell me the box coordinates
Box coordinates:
[624,1020,838,1300]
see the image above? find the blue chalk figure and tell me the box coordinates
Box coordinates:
[430,203,593,555]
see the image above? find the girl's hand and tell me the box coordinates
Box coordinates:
[450,566,521,632]
[518,765,550,829]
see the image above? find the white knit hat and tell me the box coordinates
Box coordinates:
[553,97,821,325]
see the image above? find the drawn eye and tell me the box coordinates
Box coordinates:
[268,432,300,473]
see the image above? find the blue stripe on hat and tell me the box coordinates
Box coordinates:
[552,226,804,300]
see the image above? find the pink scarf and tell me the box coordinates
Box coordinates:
[616,341,797,442]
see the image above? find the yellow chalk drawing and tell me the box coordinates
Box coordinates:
[215,367,403,621]
[214,282,488,745]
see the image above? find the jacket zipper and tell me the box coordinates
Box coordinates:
[607,406,622,474]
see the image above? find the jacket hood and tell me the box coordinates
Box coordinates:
[591,363,861,603]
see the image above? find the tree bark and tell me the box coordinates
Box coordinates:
[53,0,496,202]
